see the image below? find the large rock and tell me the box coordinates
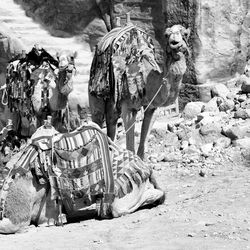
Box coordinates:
[241,80,250,93]
[196,111,228,125]
[214,136,231,149]
[182,101,205,119]
[203,97,220,113]
[234,108,250,119]
[217,97,235,112]
[211,83,230,99]
[233,138,250,149]
[222,121,250,140]
[194,1,250,84]
[199,122,222,136]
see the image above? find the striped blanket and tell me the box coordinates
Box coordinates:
[1,125,152,218]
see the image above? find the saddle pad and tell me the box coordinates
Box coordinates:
[53,158,105,193]
[54,135,98,161]
[54,128,96,151]
[49,127,114,212]
[109,140,151,199]
[13,145,38,174]
[97,27,122,54]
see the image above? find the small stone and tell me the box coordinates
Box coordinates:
[211,83,230,99]
[93,239,103,244]
[238,94,247,102]
[187,233,196,237]
[214,137,231,149]
[199,170,206,177]
[181,140,189,150]
[205,222,215,226]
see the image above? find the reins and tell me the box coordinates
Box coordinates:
[34,182,50,226]
[121,60,170,137]
[122,81,165,136]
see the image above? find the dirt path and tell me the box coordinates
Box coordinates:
[0,158,249,250]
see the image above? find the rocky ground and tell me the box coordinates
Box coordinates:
[0,133,249,250]
[1,78,250,249]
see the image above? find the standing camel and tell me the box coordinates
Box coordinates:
[2,49,77,136]
[89,24,190,160]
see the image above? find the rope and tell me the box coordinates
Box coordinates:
[0,84,8,106]
[50,127,64,226]
[122,81,164,136]
[65,103,70,132]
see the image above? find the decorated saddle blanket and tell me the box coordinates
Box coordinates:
[0,124,151,218]
[89,24,159,103]
[6,62,56,118]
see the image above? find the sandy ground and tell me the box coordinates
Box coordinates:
[0,149,249,250]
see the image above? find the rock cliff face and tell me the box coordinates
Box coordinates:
[1,0,250,88]
[195,0,250,84]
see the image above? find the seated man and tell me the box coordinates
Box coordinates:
[8,44,59,75]
[25,44,59,70]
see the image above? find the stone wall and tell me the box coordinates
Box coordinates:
[2,0,250,86]
[195,0,250,84]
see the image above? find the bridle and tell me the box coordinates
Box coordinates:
[58,59,76,80]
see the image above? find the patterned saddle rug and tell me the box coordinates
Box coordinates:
[89,23,159,103]
[0,124,152,218]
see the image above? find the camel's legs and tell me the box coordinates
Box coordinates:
[88,94,105,128]
[121,102,137,153]
[105,99,120,141]
[111,179,165,217]
[137,108,156,160]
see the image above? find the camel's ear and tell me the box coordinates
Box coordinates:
[164,28,172,37]
[69,51,77,63]
[55,52,59,60]
[72,51,78,59]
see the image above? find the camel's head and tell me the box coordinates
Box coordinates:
[56,51,77,96]
[164,25,190,55]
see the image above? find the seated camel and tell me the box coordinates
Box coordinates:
[0,122,164,234]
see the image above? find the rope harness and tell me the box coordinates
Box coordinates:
[0,84,8,106]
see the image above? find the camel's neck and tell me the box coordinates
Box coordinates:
[32,76,68,113]
[144,51,187,109]
[164,52,187,78]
